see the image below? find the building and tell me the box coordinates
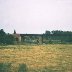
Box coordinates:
[13,30,21,44]
[13,30,43,44]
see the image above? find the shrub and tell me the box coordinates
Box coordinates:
[0,63,11,72]
[18,64,28,72]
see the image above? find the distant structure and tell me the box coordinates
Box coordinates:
[13,30,43,44]
[13,30,21,44]
[20,34,43,44]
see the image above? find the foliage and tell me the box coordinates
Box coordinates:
[0,29,15,45]
[0,63,11,72]
[6,34,15,44]
[0,29,72,45]
[18,64,28,72]
[44,30,72,43]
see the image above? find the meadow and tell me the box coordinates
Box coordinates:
[0,44,72,72]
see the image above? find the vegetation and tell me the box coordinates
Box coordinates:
[0,29,15,45]
[0,29,72,44]
[0,29,72,71]
[43,30,72,44]
[18,64,28,72]
[0,63,11,72]
[0,44,72,72]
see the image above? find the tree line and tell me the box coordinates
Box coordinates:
[0,29,72,45]
[0,29,15,45]
[44,30,72,43]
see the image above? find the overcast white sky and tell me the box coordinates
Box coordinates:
[0,0,72,34]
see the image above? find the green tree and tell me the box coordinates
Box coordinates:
[0,29,15,45]
[6,34,15,44]
[0,29,6,44]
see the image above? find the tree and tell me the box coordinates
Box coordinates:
[0,29,15,45]
[45,30,51,35]
[6,34,15,44]
[0,29,6,44]
[0,29,6,36]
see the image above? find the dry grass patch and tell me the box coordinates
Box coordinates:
[0,44,72,72]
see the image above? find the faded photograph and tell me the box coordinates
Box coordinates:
[0,0,72,72]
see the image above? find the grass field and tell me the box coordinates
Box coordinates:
[0,44,72,72]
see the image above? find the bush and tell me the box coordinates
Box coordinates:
[18,64,28,72]
[0,63,11,72]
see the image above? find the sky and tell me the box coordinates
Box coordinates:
[0,0,72,34]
